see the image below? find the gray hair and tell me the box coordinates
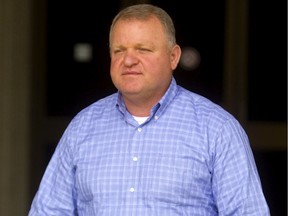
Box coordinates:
[109,4,177,49]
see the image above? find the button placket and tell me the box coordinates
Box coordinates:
[129,126,144,194]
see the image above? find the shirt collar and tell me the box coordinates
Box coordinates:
[156,77,178,117]
[116,77,179,119]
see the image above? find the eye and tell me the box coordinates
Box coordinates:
[138,48,151,52]
[113,48,124,54]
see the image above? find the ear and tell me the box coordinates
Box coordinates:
[170,45,182,70]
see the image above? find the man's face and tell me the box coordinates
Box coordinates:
[109,16,181,103]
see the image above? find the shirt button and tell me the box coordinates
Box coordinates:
[129,187,135,192]
[132,156,138,161]
[154,116,158,120]
[137,128,142,132]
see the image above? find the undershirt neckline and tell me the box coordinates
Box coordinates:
[132,116,149,124]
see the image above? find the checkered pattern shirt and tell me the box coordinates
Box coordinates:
[29,77,270,215]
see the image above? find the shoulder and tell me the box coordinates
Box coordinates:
[174,85,246,138]
[176,86,234,122]
[67,93,118,131]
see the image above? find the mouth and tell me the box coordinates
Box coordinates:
[122,71,142,76]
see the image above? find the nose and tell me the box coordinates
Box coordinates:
[123,50,139,67]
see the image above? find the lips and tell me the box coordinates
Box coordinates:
[122,71,142,75]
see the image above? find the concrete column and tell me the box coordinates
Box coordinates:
[223,0,249,123]
[0,0,32,214]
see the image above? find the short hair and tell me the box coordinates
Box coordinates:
[109,4,177,49]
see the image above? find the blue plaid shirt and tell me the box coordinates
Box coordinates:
[29,78,270,215]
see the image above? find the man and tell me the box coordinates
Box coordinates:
[29,4,270,215]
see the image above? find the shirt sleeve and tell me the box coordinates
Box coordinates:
[212,118,270,215]
[28,127,77,216]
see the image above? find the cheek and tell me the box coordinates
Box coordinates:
[148,57,171,76]
[109,66,118,87]
[110,59,120,76]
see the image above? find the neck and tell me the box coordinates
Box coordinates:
[123,96,157,117]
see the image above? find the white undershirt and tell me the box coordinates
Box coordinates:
[132,116,149,125]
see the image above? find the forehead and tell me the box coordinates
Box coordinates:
[114,21,165,47]
[109,16,169,49]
